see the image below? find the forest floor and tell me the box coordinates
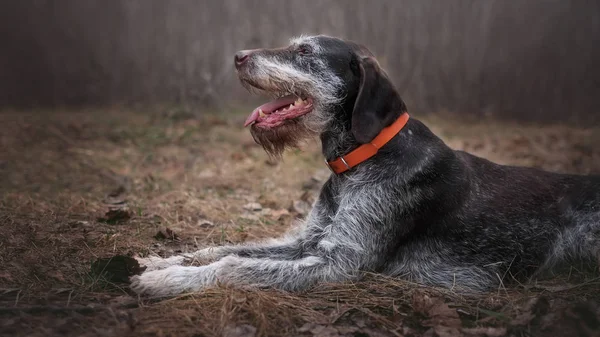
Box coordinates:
[1,107,599,337]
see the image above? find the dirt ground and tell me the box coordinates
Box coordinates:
[1,107,599,337]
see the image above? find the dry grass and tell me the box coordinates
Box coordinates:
[1,106,599,337]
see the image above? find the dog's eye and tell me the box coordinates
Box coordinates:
[297,45,312,55]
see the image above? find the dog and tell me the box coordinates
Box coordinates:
[130,35,600,297]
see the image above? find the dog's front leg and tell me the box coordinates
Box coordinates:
[130,253,347,297]
[187,204,333,261]
[131,230,378,297]
[206,181,407,292]
[135,205,330,271]
[135,233,306,272]
[131,181,400,296]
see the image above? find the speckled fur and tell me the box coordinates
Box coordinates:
[131,35,599,298]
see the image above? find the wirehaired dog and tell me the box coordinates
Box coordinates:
[130,35,600,297]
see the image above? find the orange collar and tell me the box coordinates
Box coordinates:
[326,113,410,174]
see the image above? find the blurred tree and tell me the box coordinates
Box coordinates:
[0,0,598,124]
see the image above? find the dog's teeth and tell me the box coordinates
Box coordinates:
[295,98,303,106]
[289,104,293,109]
[259,109,266,118]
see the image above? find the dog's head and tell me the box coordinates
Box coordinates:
[235,35,407,157]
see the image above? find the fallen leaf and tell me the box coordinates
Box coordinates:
[153,231,167,240]
[165,228,180,241]
[103,186,128,206]
[243,202,262,212]
[198,169,216,178]
[107,185,126,198]
[300,191,314,203]
[91,255,145,283]
[223,324,257,337]
[352,318,366,328]
[231,152,246,161]
[311,325,340,337]
[269,209,291,221]
[537,301,600,337]
[510,296,550,326]
[297,323,340,337]
[97,209,132,225]
[109,295,139,309]
[197,219,214,228]
[291,200,311,215]
[412,291,461,337]
[359,327,397,337]
[429,326,461,337]
[154,228,180,241]
[462,327,507,337]
[47,270,66,282]
[332,326,359,335]
[265,158,279,166]
[298,323,318,332]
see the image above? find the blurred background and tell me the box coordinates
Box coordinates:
[1,0,599,124]
[1,3,600,335]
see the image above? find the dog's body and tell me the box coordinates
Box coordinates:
[131,35,599,297]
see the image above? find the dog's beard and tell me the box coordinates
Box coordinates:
[239,69,337,159]
[250,118,318,159]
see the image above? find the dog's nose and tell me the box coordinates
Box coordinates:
[234,50,252,69]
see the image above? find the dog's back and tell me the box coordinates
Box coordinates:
[382,119,600,290]
[457,151,599,270]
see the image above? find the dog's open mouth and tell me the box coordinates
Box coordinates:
[244,94,314,128]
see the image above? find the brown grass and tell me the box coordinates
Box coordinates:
[1,107,599,337]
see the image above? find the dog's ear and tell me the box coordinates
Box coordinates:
[351,57,406,144]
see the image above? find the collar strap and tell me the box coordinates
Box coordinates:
[326,113,410,174]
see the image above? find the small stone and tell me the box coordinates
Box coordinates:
[198,169,216,178]
[243,202,262,212]
[223,324,257,337]
[197,219,214,228]
[298,323,317,332]
[269,209,291,221]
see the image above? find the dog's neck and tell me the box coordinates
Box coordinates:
[324,113,410,174]
[318,99,356,160]
[320,113,412,174]
[320,111,408,161]
[320,121,358,161]
[319,96,411,170]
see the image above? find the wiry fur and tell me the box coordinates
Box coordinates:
[249,120,314,160]
[130,35,600,298]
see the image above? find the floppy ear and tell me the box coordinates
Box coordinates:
[351,57,407,144]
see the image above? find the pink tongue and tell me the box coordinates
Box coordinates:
[244,94,297,127]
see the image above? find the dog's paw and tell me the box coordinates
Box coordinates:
[135,255,186,272]
[192,247,223,264]
[130,266,208,298]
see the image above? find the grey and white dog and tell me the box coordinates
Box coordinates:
[130,35,600,297]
